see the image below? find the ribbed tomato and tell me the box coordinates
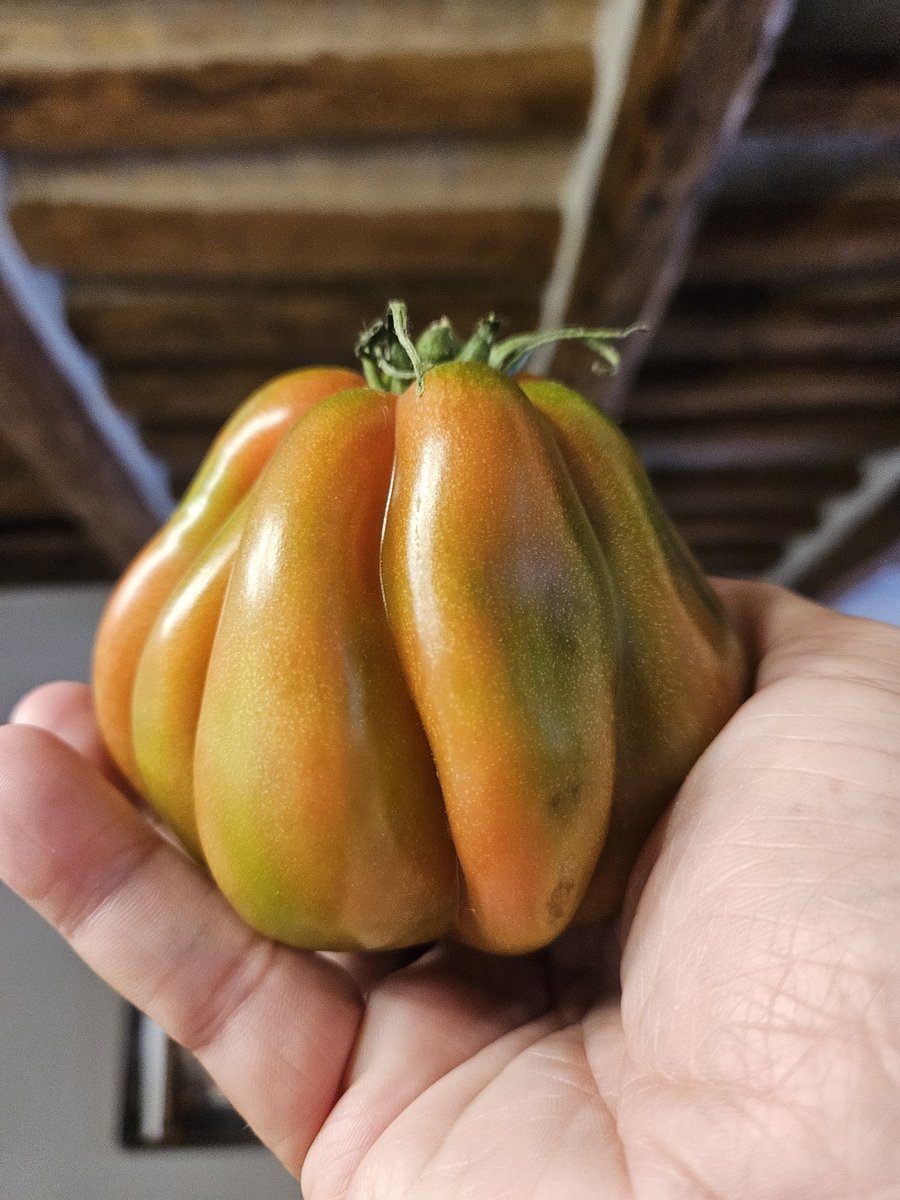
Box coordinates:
[93,308,745,954]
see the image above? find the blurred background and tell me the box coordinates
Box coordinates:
[0,0,897,1196]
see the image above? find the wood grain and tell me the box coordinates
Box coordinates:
[9,139,571,280]
[686,197,900,285]
[14,203,560,282]
[0,0,594,150]
[674,511,817,544]
[0,467,56,518]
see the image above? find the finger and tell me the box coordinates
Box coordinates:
[305,941,551,1199]
[10,680,127,790]
[0,723,362,1177]
[9,681,186,845]
[712,578,896,690]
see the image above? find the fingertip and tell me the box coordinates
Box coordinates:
[10,680,134,797]
[10,679,92,731]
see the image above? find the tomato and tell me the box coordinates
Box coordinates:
[93,308,745,954]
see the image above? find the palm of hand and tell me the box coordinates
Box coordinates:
[1,583,898,1199]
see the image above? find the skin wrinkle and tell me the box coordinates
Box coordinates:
[734,705,900,729]
[49,817,160,940]
[627,1074,855,1200]
[578,1018,637,1200]
[726,820,898,843]
[520,1039,601,1102]
[181,938,281,1057]
[472,1040,604,1198]
[777,661,900,697]
[732,762,899,792]
[64,839,169,948]
[345,1015,566,1200]
[428,1031,614,1200]
[0,739,144,920]
[627,853,893,1096]
[306,947,554,1200]
[619,1075,771,1200]
[745,729,900,750]
[641,935,895,1123]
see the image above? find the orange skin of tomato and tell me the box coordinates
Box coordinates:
[522,379,747,920]
[193,388,459,950]
[382,364,619,953]
[93,366,364,791]
[93,361,745,955]
[130,501,248,858]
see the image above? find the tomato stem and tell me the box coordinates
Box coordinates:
[355,303,645,390]
[388,301,426,394]
[488,323,647,376]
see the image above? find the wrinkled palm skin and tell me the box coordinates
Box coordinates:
[93,362,746,954]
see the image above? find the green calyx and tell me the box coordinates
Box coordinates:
[355,301,645,395]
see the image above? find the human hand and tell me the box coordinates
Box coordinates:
[1,581,898,1198]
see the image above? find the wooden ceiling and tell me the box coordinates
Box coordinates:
[1,0,898,593]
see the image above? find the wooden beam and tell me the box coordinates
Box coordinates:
[712,127,900,207]
[685,197,900,285]
[787,275,900,307]
[0,214,171,569]
[9,140,570,281]
[673,510,818,543]
[14,204,560,285]
[630,365,899,419]
[68,279,544,367]
[551,0,796,413]
[651,463,860,514]
[625,411,900,471]
[0,0,594,151]
[747,56,900,135]
[140,428,218,486]
[105,365,284,421]
[780,1,900,55]
[649,296,900,363]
